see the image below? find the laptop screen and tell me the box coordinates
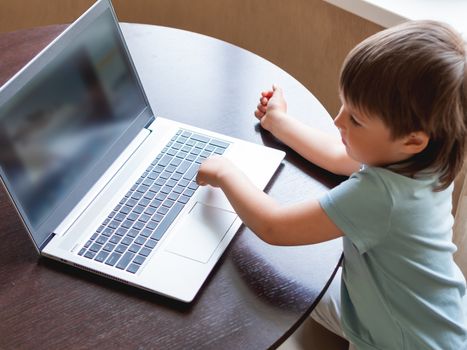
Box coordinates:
[0,6,149,237]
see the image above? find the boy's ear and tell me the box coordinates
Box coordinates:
[401,131,429,155]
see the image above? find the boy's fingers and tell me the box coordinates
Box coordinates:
[272,85,283,95]
[257,104,267,113]
[254,109,264,118]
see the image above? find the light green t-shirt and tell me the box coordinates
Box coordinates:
[320,166,467,349]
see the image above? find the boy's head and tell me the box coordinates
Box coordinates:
[339,20,467,189]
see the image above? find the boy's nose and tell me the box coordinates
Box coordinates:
[334,108,345,130]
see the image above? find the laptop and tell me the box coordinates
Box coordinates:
[0,0,284,302]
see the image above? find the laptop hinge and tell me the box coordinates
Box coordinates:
[39,233,55,252]
[144,116,155,129]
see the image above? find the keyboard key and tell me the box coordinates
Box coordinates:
[109,235,122,244]
[105,252,122,266]
[162,199,175,208]
[121,220,132,229]
[159,155,172,167]
[108,220,119,229]
[171,173,182,181]
[133,205,144,214]
[146,221,158,230]
[102,227,114,236]
[121,237,133,246]
[168,192,179,201]
[156,193,167,201]
[115,244,127,254]
[160,171,171,179]
[139,198,150,207]
[152,213,163,222]
[191,134,210,143]
[128,243,141,254]
[144,191,156,200]
[116,252,135,270]
[141,228,152,237]
[84,251,96,259]
[184,164,200,180]
[176,151,187,159]
[170,158,182,166]
[127,229,139,238]
[166,179,177,187]
[186,154,196,162]
[150,199,162,208]
[209,139,230,148]
[144,206,156,216]
[155,178,165,186]
[139,214,150,223]
[128,213,138,221]
[177,160,191,174]
[131,192,142,200]
[133,255,146,265]
[161,186,171,194]
[95,250,110,263]
[178,195,190,204]
[103,243,116,252]
[157,206,169,215]
[96,235,107,244]
[188,181,199,190]
[149,185,161,193]
[133,221,144,230]
[173,185,184,194]
[135,236,146,245]
[183,189,195,197]
[145,239,157,249]
[78,248,86,256]
[126,263,140,274]
[139,247,152,257]
[89,243,102,252]
[116,227,128,236]
[151,202,184,241]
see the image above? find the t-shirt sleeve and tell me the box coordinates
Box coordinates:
[319,168,393,253]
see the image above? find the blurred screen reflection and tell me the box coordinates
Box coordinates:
[0,9,147,228]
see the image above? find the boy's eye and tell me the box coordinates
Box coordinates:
[349,115,361,126]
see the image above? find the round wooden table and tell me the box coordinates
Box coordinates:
[0,23,344,349]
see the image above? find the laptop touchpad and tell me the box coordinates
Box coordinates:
[165,202,237,263]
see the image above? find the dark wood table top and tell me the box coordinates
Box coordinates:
[0,23,343,349]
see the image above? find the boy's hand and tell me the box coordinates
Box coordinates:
[254,84,288,132]
[196,156,235,188]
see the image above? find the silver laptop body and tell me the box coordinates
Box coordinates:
[0,0,284,302]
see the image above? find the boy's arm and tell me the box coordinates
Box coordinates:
[196,157,343,246]
[265,110,360,176]
[256,86,360,176]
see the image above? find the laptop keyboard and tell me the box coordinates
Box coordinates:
[78,129,229,274]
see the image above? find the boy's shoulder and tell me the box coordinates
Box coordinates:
[352,165,439,193]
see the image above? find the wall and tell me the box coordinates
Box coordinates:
[0,0,382,116]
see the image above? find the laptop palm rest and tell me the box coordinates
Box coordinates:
[165,202,236,263]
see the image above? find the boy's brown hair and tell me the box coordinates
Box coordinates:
[339,20,467,190]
